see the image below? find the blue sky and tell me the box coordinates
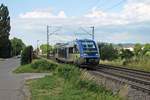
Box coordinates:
[2,0,125,17]
[1,0,150,47]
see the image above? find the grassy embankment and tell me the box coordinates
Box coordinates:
[0,58,4,62]
[14,59,121,100]
[101,56,150,72]
[14,59,56,73]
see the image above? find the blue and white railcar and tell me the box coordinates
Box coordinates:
[54,39,100,66]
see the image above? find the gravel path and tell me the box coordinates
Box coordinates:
[0,57,50,100]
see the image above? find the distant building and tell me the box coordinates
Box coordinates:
[123,47,134,51]
[39,49,42,55]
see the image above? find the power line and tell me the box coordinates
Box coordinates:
[84,0,102,13]
[79,27,91,35]
[46,25,62,58]
[103,0,126,11]
[95,0,106,9]
[87,0,126,12]
[79,26,95,40]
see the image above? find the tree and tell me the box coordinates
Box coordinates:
[11,37,25,56]
[98,43,119,60]
[134,43,142,56]
[40,44,53,54]
[118,43,123,49]
[142,44,150,56]
[120,49,134,60]
[0,4,11,58]
[21,46,33,65]
[145,51,150,56]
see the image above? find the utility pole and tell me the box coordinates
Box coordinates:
[37,40,39,55]
[90,26,95,40]
[79,26,95,40]
[37,40,39,49]
[47,25,49,58]
[46,25,61,58]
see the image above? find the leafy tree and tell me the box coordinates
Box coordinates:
[142,44,150,56]
[118,44,123,47]
[98,43,119,60]
[40,44,53,54]
[145,51,150,56]
[11,37,25,56]
[21,46,33,65]
[120,49,134,59]
[134,43,142,56]
[0,4,11,58]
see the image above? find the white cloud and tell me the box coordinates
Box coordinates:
[11,1,150,46]
[106,33,137,43]
[127,0,150,4]
[58,11,67,18]
[48,34,75,45]
[19,8,67,19]
[84,2,150,25]
[18,2,150,26]
[84,7,106,18]
[122,2,150,22]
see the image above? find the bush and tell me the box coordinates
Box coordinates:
[56,65,81,80]
[120,49,134,60]
[31,59,58,71]
[78,80,109,93]
[98,43,119,60]
[21,45,33,65]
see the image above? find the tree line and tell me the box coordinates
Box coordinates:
[0,4,25,58]
[39,43,150,61]
[98,43,150,61]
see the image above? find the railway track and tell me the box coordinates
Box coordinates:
[90,64,150,94]
[45,56,150,94]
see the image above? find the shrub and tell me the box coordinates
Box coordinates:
[98,43,119,60]
[31,59,57,71]
[78,80,109,93]
[120,49,134,60]
[21,45,33,65]
[56,65,81,80]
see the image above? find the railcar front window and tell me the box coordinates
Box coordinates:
[81,41,96,49]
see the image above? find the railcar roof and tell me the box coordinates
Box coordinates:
[54,39,95,48]
[77,39,94,42]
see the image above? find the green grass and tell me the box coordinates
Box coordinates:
[14,64,37,73]
[27,67,121,100]
[100,60,123,66]
[15,59,121,100]
[126,56,150,71]
[100,56,150,72]
[27,76,120,100]
[14,59,58,73]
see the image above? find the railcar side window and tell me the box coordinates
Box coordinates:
[74,45,79,53]
[69,47,73,53]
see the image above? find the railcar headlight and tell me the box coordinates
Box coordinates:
[96,53,99,56]
[83,53,88,56]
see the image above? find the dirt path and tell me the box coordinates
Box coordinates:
[0,58,50,100]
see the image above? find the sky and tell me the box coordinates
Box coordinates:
[1,0,150,47]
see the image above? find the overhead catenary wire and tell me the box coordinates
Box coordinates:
[46,25,62,58]
[84,0,102,14]
[78,26,95,40]
[84,0,126,13]
[103,0,126,11]
[92,0,147,20]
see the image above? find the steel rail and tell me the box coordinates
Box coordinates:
[98,64,150,81]
[99,64,150,77]
[90,65,150,94]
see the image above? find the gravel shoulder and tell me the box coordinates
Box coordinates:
[0,58,50,100]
